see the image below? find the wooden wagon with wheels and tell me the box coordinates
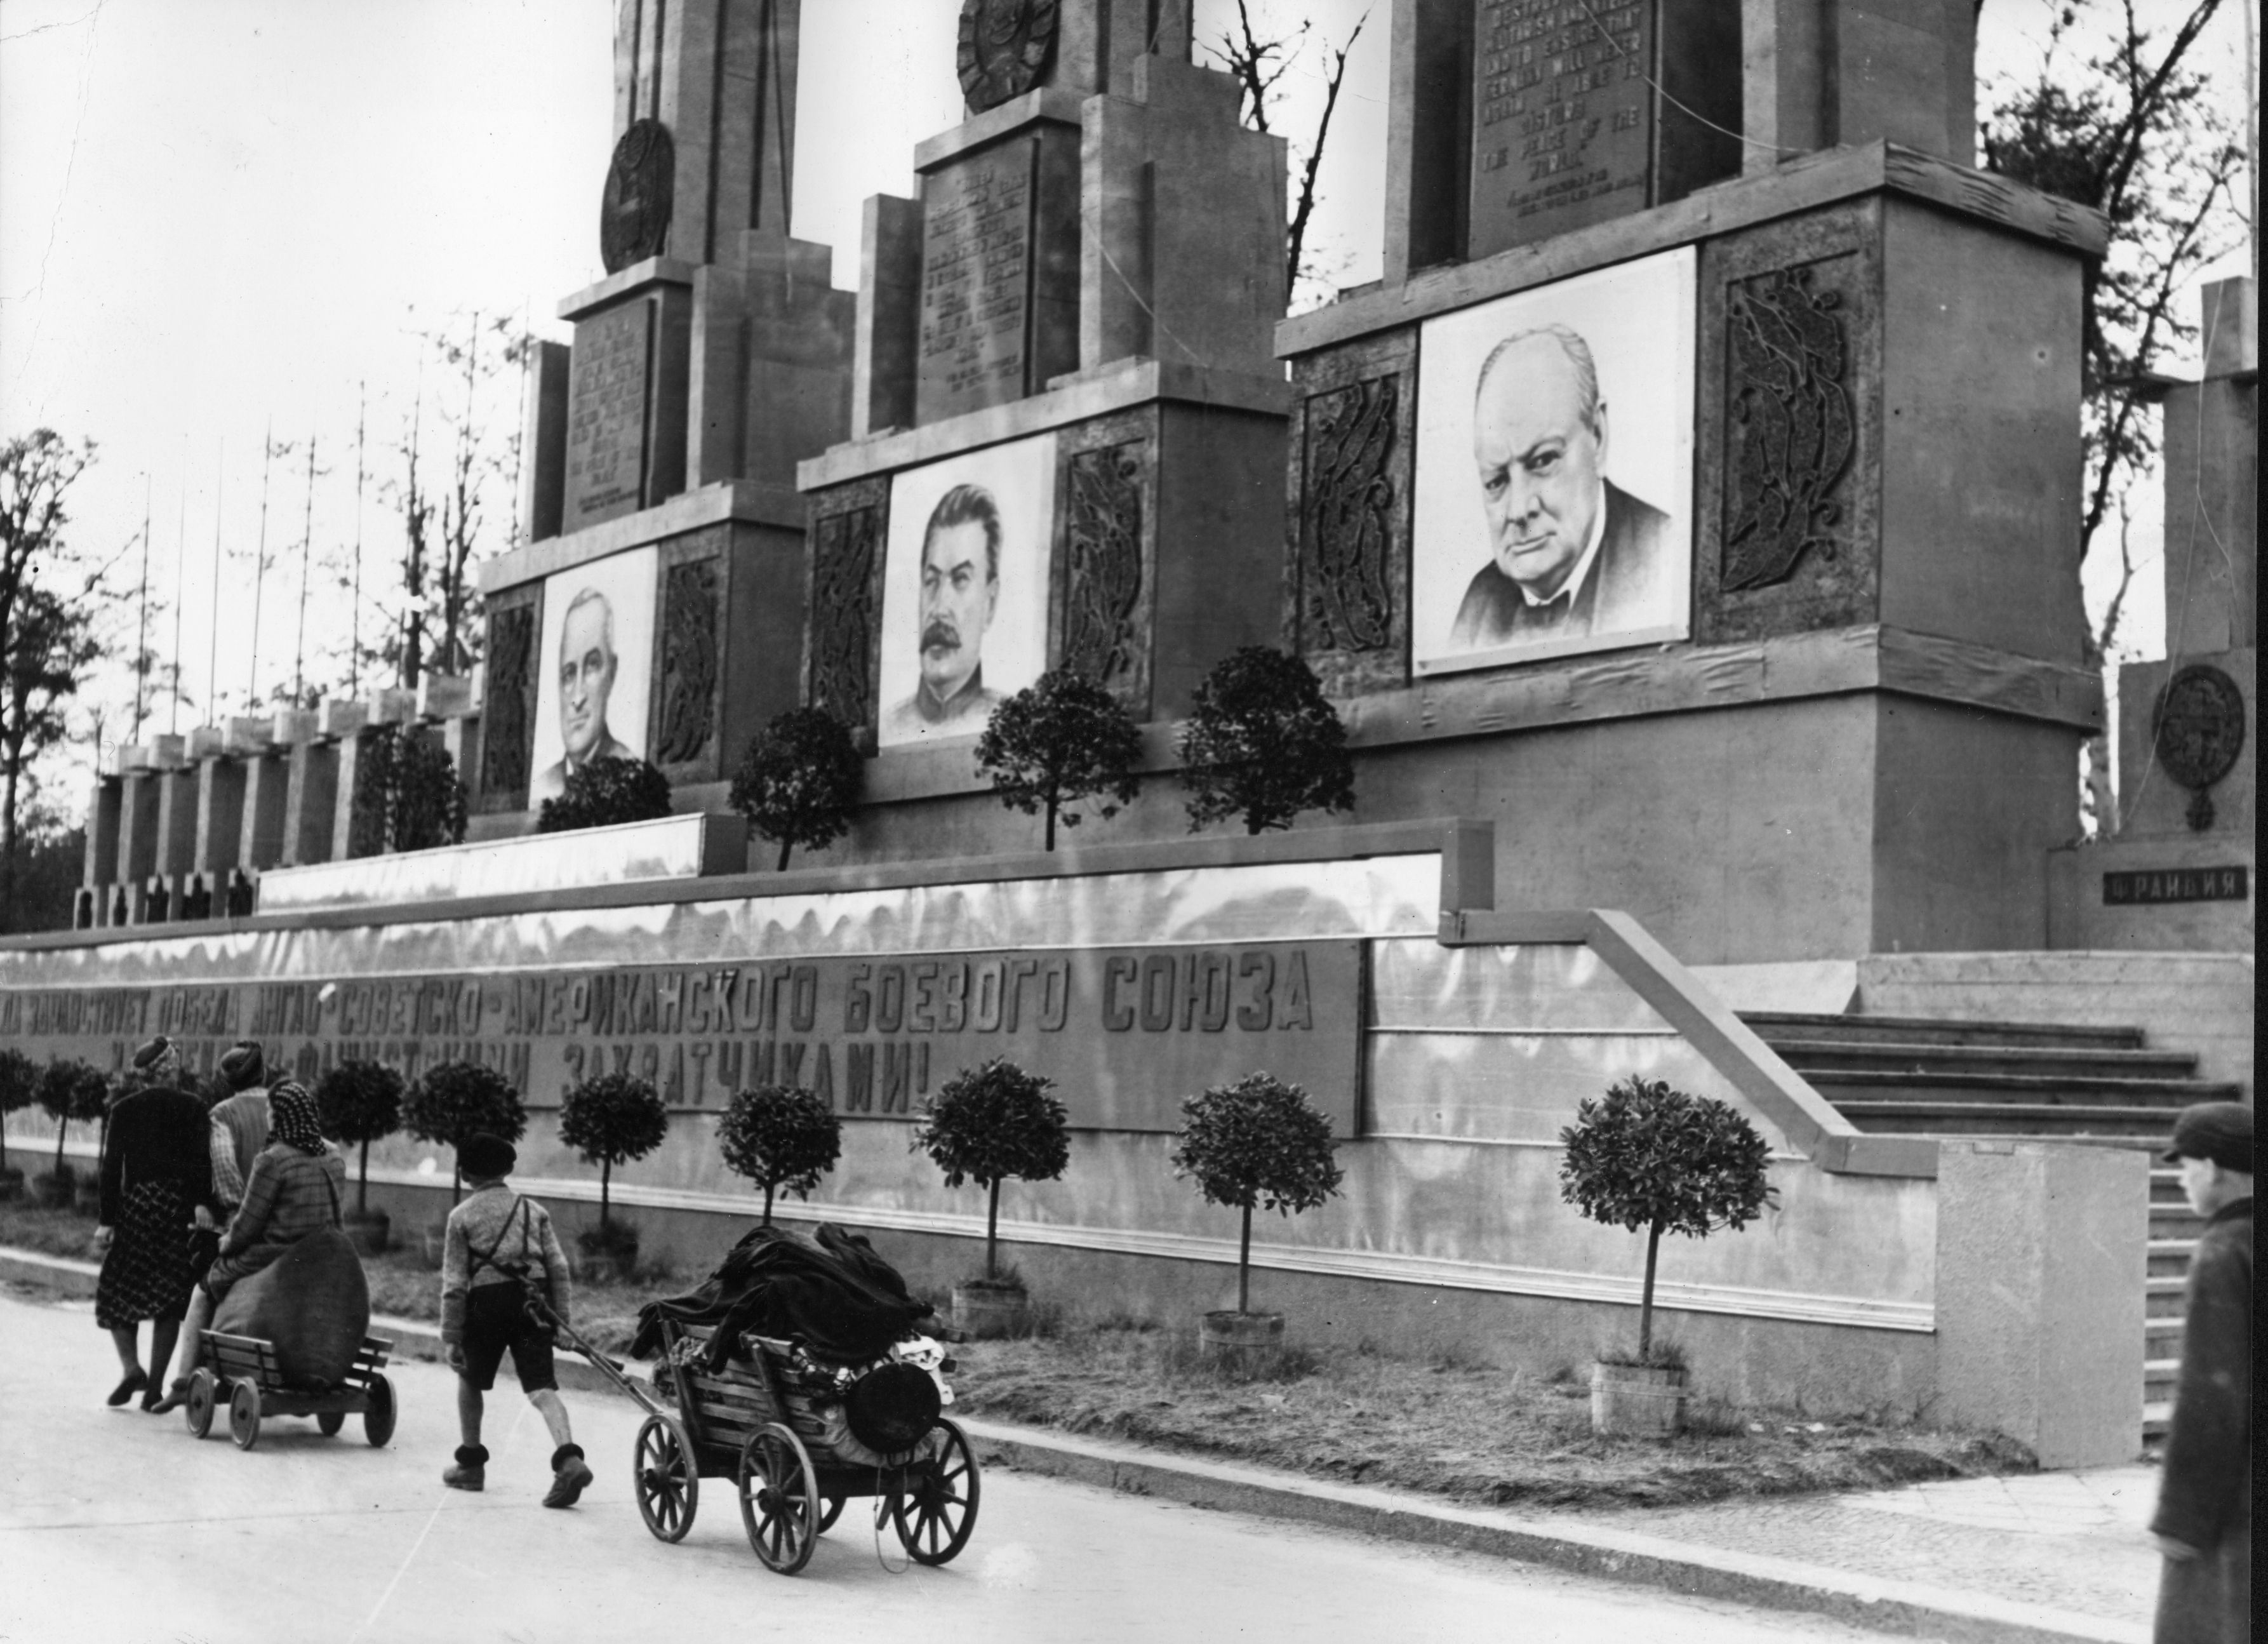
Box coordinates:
[180,1330,397,1452]
[632,1318,979,1575]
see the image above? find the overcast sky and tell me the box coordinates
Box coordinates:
[0,0,2250,817]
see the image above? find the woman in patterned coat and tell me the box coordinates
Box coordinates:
[154,1080,347,1405]
[93,1036,213,1410]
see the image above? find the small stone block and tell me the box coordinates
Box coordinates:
[320,700,370,737]
[188,726,227,759]
[417,674,472,719]
[225,716,274,752]
[270,709,321,745]
[149,733,187,767]
[366,688,417,726]
[117,744,154,774]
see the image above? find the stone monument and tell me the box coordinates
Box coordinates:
[2050,276,2256,950]
[478,0,855,819]
[797,0,1288,764]
[1273,0,2105,964]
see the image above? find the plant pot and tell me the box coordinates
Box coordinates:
[1590,1360,1688,1437]
[34,1172,76,1210]
[952,1280,1029,1340]
[1199,1309,1284,1369]
[0,1165,23,1203]
[422,1220,450,1270]
[342,1210,390,1258]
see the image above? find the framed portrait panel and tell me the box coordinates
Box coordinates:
[1411,246,1697,676]
[527,545,658,804]
[877,432,1057,747]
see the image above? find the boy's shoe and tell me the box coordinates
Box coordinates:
[544,1443,593,1509]
[444,1445,488,1492]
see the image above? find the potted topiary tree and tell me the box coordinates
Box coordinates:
[534,754,674,834]
[401,1059,527,1267]
[729,707,865,871]
[314,1059,406,1255]
[912,1058,1070,1338]
[718,1082,843,1226]
[975,667,1142,852]
[1171,1073,1344,1365]
[559,1070,670,1283]
[1177,646,1354,836]
[0,1047,37,1202]
[1558,1076,1775,1437]
[36,1058,110,1210]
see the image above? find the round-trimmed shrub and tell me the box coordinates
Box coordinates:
[912,1058,1069,1283]
[1171,1073,1344,1316]
[718,1083,843,1226]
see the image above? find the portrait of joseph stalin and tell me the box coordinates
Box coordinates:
[530,585,634,802]
[1450,322,1671,652]
[882,483,1008,741]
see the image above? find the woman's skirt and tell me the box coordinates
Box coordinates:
[94,1180,196,1328]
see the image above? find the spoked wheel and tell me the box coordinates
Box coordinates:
[815,1494,845,1534]
[890,1418,980,1565]
[363,1374,397,1447]
[228,1381,262,1451]
[634,1415,699,1542]
[316,1410,346,1436]
[183,1369,218,1440]
[737,1424,818,1575]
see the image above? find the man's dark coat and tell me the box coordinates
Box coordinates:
[2151,1194,2251,1644]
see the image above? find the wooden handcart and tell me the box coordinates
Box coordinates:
[545,1303,978,1575]
[180,1331,398,1452]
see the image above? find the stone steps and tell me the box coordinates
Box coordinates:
[1740,1008,2208,1455]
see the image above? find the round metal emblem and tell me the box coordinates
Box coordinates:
[957,0,1058,112]
[600,117,676,274]
[2152,664,2246,831]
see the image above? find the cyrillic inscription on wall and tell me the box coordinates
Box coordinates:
[0,942,1362,1135]
[916,140,1038,424]
[563,299,655,530]
[1469,0,1653,256]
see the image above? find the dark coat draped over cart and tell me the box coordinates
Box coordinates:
[630,1223,934,1369]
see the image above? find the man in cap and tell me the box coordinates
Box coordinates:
[2150,1100,2250,1643]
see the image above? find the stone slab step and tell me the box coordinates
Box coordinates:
[2149,1239,2198,1278]
[1738,1012,2147,1050]
[2145,1358,2180,1397]
[2148,1277,2187,1320]
[2145,1401,2171,1441]
[1766,1039,2199,1080]
[1837,1104,2191,1137]
[1804,1070,2236,1103]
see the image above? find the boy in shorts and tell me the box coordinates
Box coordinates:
[439,1132,595,1507]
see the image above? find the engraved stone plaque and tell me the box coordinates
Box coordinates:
[1470,0,1655,255]
[917,139,1040,424]
[564,300,655,531]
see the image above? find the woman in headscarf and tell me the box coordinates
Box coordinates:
[93,1036,214,1410]
[154,1079,347,1406]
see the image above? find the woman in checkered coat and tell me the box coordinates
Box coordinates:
[154,1081,347,1406]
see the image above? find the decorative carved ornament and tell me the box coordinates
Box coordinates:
[481,603,538,800]
[2152,664,2246,831]
[1722,265,1855,592]
[810,506,883,730]
[655,558,721,768]
[1300,375,1398,655]
[957,0,1058,111]
[1060,442,1145,690]
[600,117,676,274]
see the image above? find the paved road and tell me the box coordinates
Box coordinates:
[3,1289,1888,1644]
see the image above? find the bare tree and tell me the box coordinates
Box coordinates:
[1206,2,1371,309]
[2,585,102,930]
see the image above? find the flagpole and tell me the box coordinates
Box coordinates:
[132,473,151,741]
[248,422,273,714]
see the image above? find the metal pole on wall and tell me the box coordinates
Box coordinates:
[351,383,366,698]
[248,422,273,714]
[170,443,187,737]
[131,472,151,742]
[294,433,317,705]
[206,440,223,731]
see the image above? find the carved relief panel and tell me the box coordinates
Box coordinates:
[804,478,890,742]
[651,538,728,783]
[1051,411,1156,718]
[1285,331,1415,697]
[1696,204,1881,643]
[478,585,542,812]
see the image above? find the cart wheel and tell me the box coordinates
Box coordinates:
[316,1410,346,1436]
[634,1415,699,1542]
[891,1418,980,1566]
[737,1424,818,1575]
[363,1374,397,1448]
[228,1381,262,1452]
[816,1494,845,1534]
[183,1370,218,1440]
